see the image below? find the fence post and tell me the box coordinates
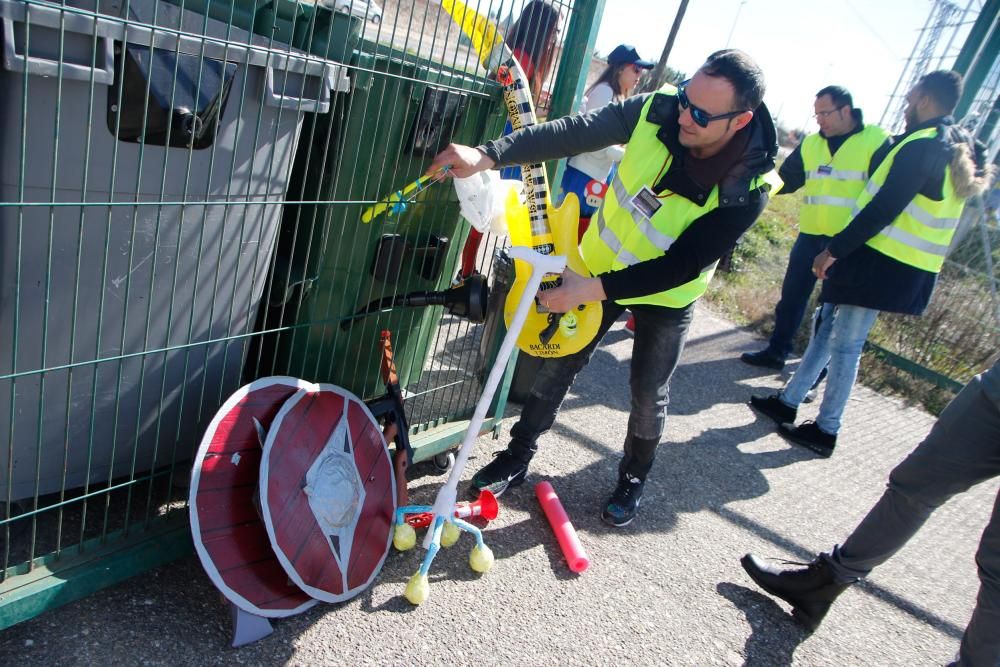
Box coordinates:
[954,2,1000,120]
[545,0,607,187]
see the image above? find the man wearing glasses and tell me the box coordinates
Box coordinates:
[741,86,889,372]
[749,71,992,458]
[426,49,778,526]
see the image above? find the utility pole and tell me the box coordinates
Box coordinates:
[640,0,690,93]
[726,0,747,47]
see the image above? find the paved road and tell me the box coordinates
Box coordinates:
[1,306,995,666]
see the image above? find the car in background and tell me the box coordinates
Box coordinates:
[328,0,383,24]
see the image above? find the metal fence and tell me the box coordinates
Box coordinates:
[864,2,1000,403]
[0,0,596,628]
[866,197,1000,401]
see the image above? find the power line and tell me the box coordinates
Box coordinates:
[844,0,911,56]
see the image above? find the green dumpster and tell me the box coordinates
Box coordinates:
[160,0,362,63]
[249,40,507,401]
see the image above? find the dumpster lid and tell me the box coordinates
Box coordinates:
[0,0,346,86]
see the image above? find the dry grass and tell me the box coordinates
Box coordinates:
[704,193,807,341]
[702,193,995,416]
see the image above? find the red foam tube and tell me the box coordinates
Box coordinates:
[535,481,589,573]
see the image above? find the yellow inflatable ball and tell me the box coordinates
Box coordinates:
[441,521,461,547]
[404,572,430,605]
[469,544,495,573]
[393,523,417,551]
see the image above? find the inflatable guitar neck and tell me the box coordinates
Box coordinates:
[441,0,602,358]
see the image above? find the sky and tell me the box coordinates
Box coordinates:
[592,0,964,133]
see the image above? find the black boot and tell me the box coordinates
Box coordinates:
[779,421,837,458]
[741,349,785,370]
[740,554,851,631]
[601,435,658,526]
[749,393,797,426]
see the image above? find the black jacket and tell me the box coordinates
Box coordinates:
[479,92,778,304]
[820,116,975,315]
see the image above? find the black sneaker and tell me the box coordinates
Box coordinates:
[749,394,797,426]
[601,474,644,527]
[779,421,837,458]
[740,554,851,631]
[469,450,528,497]
[740,349,785,370]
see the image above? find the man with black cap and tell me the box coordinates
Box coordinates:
[426,49,779,526]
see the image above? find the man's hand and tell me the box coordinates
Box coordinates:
[813,249,836,280]
[536,268,606,313]
[426,143,496,178]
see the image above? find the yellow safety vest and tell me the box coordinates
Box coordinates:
[799,124,888,236]
[857,127,966,273]
[581,87,772,308]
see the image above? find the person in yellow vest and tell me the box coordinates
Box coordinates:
[427,50,779,526]
[750,70,992,458]
[741,86,889,371]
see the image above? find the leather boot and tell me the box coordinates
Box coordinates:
[740,554,852,631]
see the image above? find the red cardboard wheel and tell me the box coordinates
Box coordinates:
[189,377,319,618]
[259,384,396,603]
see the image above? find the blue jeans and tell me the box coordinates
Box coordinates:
[765,233,828,359]
[779,303,879,434]
[823,364,1000,667]
[508,302,694,481]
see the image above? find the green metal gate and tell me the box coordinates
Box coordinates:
[0,0,604,629]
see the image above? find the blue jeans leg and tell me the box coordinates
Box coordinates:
[767,233,826,359]
[781,303,878,434]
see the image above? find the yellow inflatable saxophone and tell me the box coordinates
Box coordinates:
[440,0,603,358]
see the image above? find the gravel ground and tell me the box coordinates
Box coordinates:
[2,305,995,666]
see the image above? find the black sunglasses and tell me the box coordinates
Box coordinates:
[677,80,748,128]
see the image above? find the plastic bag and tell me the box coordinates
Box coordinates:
[453,170,523,236]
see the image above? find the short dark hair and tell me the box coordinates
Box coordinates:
[700,49,766,111]
[916,70,964,114]
[815,85,853,110]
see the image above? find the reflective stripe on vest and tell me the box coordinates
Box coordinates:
[852,181,960,232]
[798,125,889,236]
[804,195,860,208]
[594,175,679,258]
[805,168,867,181]
[858,126,966,273]
[580,85,772,309]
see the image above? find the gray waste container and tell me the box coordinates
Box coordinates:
[0,0,347,501]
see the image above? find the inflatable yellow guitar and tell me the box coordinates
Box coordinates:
[440,0,602,358]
